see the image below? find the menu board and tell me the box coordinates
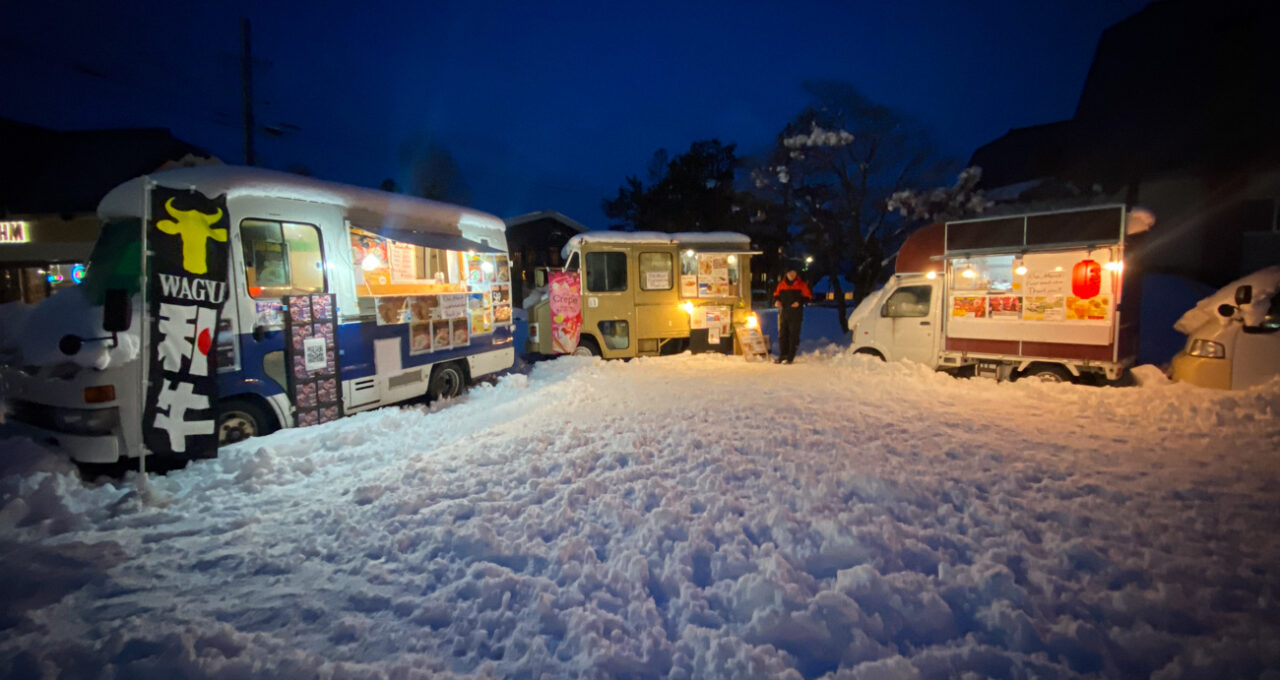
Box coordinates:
[283,294,342,427]
[389,241,416,283]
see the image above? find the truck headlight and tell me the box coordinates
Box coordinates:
[1186,339,1225,359]
[53,407,121,436]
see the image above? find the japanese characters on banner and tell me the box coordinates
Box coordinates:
[284,294,343,427]
[142,187,230,458]
[548,271,582,354]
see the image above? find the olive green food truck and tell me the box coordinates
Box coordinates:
[524,231,763,359]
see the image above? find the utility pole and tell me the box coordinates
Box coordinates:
[240,17,256,166]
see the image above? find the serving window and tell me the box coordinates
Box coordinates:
[949,255,1014,293]
[678,251,741,298]
[347,227,512,338]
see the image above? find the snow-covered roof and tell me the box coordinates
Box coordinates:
[97,165,505,236]
[561,231,751,258]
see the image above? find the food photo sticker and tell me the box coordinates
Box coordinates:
[297,382,317,409]
[410,321,432,355]
[451,318,470,347]
[409,295,438,323]
[495,255,510,282]
[290,324,312,352]
[310,295,333,321]
[432,320,452,350]
[376,297,408,325]
[292,354,309,380]
[492,285,509,305]
[289,296,311,323]
[317,378,338,404]
[494,304,512,324]
[297,410,318,427]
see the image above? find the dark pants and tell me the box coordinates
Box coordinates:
[778,308,803,361]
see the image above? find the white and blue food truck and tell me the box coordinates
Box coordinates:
[1,166,515,465]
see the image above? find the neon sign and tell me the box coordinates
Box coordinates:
[0,221,30,244]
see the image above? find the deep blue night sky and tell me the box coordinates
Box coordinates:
[1,0,1151,226]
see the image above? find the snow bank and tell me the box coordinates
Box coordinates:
[1,350,1278,678]
[1174,265,1280,333]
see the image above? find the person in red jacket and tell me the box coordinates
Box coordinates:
[772,267,812,363]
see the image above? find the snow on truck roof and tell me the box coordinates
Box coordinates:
[562,230,751,258]
[97,165,506,236]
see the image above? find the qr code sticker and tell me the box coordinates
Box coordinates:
[305,340,326,366]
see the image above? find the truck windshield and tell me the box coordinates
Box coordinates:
[80,218,143,304]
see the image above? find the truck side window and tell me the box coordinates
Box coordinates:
[242,219,326,298]
[882,285,931,318]
[585,251,627,292]
[639,252,673,290]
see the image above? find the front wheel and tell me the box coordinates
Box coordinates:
[1019,364,1074,383]
[572,336,601,357]
[428,362,468,401]
[218,398,275,447]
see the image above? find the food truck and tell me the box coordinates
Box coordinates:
[523,231,762,359]
[847,205,1149,383]
[0,166,515,465]
[1169,266,1280,390]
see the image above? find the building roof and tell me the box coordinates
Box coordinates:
[0,117,218,216]
[504,210,589,233]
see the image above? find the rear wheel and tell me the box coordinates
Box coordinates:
[218,398,274,447]
[1019,364,1073,383]
[572,336,601,357]
[428,362,468,401]
[853,348,886,361]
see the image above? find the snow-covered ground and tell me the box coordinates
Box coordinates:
[2,351,1279,679]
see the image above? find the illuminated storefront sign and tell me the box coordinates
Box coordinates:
[0,221,30,244]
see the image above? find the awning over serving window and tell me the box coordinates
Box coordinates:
[353,223,504,254]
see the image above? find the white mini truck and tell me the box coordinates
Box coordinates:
[848,205,1147,383]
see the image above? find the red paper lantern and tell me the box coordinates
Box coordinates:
[1072,259,1101,299]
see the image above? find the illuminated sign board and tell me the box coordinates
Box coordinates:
[0,221,30,244]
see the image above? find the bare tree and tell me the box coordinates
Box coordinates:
[753,81,952,331]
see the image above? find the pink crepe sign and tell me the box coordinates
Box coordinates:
[549,271,582,354]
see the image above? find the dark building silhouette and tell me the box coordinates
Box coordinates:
[971,0,1280,286]
[0,117,217,303]
[504,210,587,303]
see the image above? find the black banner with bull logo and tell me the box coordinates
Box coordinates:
[142,186,231,459]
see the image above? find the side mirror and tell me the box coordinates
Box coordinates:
[1235,284,1253,306]
[534,269,547,288]
[1217,303,1237,318]
[102,288,132,333]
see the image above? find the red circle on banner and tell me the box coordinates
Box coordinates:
[197,328,213,355]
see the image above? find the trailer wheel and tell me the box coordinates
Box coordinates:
[572,336,601,357]
[1019,364,1073,384]
[853,348,885,361]
[218,398,275,446]
[428,362,467,401]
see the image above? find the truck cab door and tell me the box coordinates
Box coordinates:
[882,283,937,366]
[581,247,635,357]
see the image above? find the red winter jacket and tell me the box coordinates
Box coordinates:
[772,277,812,308]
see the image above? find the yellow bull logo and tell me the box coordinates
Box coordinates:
[156,198,227,275]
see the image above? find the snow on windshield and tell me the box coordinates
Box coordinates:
[1175,264,1280,332]
[1,352,1278,677]
[0,285,140,369]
